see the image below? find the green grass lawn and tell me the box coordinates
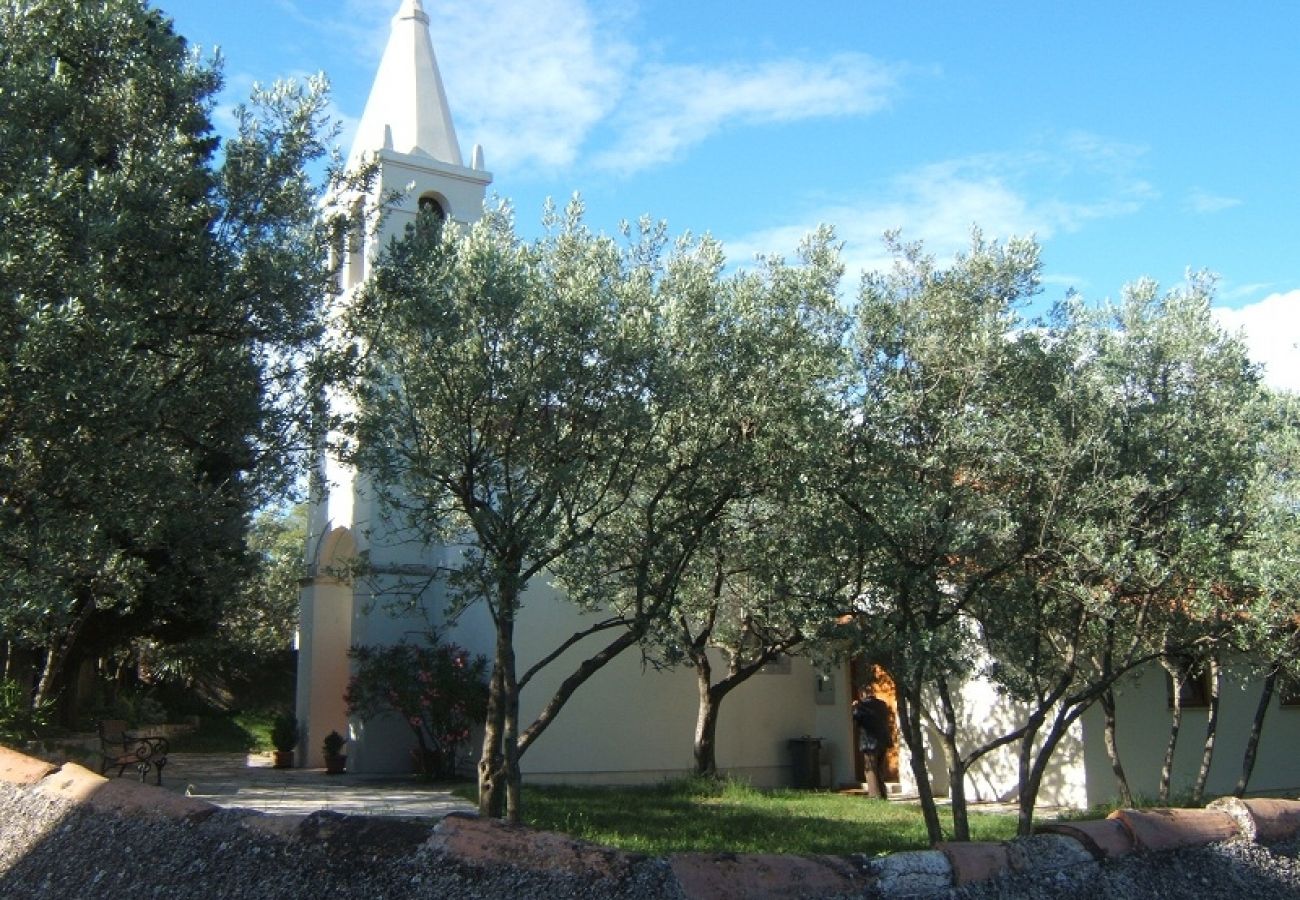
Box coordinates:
[453,778,1019,856]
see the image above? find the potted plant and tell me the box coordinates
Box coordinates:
[271,714,298,768]
[322,729,347,775]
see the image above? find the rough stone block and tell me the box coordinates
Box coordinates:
[0,745,59,785]
[89,777,219,822]
[36,761,109,803]
[237,812,311,841]
[1035,817,1136,859]
[1108,807,1238,852]
[1005,834,1097,876]
[427,812,639,881]
[1210,797,1300,843]
[298,810,435,858]
[668,853,860,900]
[864,849,952,896]
[936,841,1010,886]
[1241,798,1300,843]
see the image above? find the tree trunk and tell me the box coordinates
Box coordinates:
[1099,688,1133,807]
[1158,661,1185,804]
[934,676,969,841]
[1014,718,1042,837]
[34,648,60,712]
[895,686,944,844]
[33,593,95,710]
[1017,705,1084,836]
[1190,657,1221,805]
[477,653,507,818]
[1235,666,1277,797]
[692,653,719,777]
[501,617,522,825]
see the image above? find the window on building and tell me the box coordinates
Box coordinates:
[1165,665,1212,709]
[418,194,447,222]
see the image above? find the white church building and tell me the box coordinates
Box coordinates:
[294,0,1300,810]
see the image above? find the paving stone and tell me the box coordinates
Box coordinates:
[668,852,860,900]
[865,849,952,896]
[0,746,59,785]
[936,841,1010,886]
[1109,808,1239,853]
[1036,817,1136,859]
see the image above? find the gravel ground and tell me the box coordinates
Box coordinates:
[950,838,1300,900]
[5,779,1300,899]
[0,782,685,899]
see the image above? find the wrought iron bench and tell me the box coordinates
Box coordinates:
[97,720,168,785]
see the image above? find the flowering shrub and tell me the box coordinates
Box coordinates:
[345,634,489,779]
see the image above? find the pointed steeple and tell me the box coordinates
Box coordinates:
[349,0,463,168]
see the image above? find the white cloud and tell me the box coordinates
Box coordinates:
[267,0,627,173]
[1213,292,1300,394]
[593,54,899,174]
[1187,188,1242,214]
[723,133,1154,281]
[320,1,896,176]
[428,0,634,173]
[1221,281,1276,303]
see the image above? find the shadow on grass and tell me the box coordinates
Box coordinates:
[471,780,1019,856]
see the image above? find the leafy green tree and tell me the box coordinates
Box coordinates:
[835,237,1275,838]
[142,504,308,695]
[1221,391,1300,796]
[1079,277,1265,807]
[569,230,851,778]
[343,199,667,822]
[836,231,1046,842]
[0,0,356,710]
[968,276,1270,830]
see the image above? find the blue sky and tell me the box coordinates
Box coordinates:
[160,0,1298,390]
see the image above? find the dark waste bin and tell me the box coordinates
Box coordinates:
[788,736,822,789]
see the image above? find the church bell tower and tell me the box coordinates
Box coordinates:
[296,0,490,771]
[338,0,492,289]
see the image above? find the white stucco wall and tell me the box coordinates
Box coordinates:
[295,576,354,768]
[1080,663,1300,808]
[888,673,1089,810]
[336,561,853,787]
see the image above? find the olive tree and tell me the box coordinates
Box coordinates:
[343,200,673,822]
[835,231,1048,842]
[557,231,851,778]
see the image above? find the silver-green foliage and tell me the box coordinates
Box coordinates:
[343,198,665,821]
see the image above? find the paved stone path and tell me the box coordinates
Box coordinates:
[159,752,476,819]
